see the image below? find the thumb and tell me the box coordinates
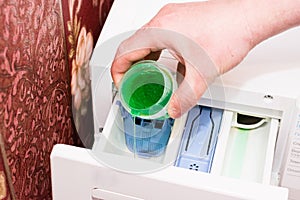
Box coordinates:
[167,63,209,118]
[111,28,165,88]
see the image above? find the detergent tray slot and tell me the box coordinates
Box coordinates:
[92,97,187,172]
[210,111,279,184]
[174,105,223,173]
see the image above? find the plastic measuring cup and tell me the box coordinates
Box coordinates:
[119,60,175,119]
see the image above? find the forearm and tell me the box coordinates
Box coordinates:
[243,0,300,47]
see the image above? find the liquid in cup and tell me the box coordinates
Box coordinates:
[119,60,175,120]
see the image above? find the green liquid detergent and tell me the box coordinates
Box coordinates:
[129,83,164,109]
[120,60,174,119]
[129,83,171,117]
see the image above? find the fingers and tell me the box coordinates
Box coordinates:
[111,28,164,87]
[111,48,152,87]
[111,29,215,119]
[168,63,209,118]
[111,49,162,87]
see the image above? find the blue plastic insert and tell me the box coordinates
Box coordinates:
[175,105,223,173]
[118,101,174,158]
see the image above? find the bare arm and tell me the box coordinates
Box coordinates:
[244,0,300,46]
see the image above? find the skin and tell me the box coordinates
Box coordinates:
[111,0,300,118]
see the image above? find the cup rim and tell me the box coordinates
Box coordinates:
[119,60,174,119]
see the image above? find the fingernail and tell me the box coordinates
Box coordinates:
[168,97,179,118]
[168,107,179,119]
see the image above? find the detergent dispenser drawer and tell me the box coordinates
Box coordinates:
[91,99,285,199]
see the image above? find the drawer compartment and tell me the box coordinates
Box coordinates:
[211,111,279,184]
[175,105,223,173]
[92,97,187,173]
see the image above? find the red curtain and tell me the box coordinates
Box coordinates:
[0,0,113,199]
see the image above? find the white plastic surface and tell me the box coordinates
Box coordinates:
[51,144,288,200]
[221,117,278,184]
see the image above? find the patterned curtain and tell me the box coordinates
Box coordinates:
[0,0,113,199]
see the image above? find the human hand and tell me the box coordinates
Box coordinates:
[111,0,299,118]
